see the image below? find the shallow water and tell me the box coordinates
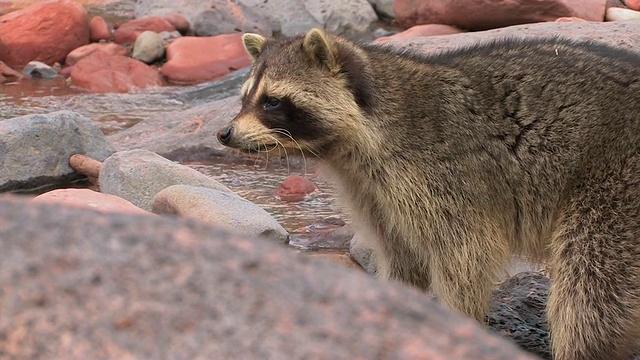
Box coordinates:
[0,68,348,246]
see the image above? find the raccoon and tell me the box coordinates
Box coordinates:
[217,28,640,360]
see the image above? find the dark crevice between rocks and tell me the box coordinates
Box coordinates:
[1,174,91,195]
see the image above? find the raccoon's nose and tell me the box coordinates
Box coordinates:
[217,126,233,145]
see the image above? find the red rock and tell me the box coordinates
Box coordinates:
[0,0,90,69]
[160,34,251,85]
[113,16,176,45]
[627,0,640,10]
[0,60,22,83]
[163,13,190,34]
[554,16,588,21]
[376,24,464,42]
[90,15,111,42]
[58,65,73,77]
[276,176,318,202]
[393,0,607,31]
[70,51,164,93]
[65,43,127,66]
[32,188,152,216]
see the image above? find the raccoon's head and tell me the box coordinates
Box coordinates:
[216,28,374,159]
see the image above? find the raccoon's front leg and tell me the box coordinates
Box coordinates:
[376,234,432,292]
[428,228,510,322]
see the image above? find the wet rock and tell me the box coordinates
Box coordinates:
[393,0,606,30]
[305,252,362,270]
[163,13,190,34]
[376,24,464,41]
[276,175,318,202]
[70,51,164,93]
[113,16,176,45]
[0,197,537,360]
[99,149,230,211]
[32,188,152,216]
[152,184,289,242]
[0,60,23,83]
[368,0,394,19]
[488,272,551,359]
[89,15,111,42]
[0,0,90,69]
[289,224,354,250]
[132,31,165,64]
[160,34,251,85]
[606,6,640,20]
[22,61,58,78]
[107,96,241,161]
[349,233,377,274]
[65,42,128,67]
[0,111,115,192]
[192,3,272,36]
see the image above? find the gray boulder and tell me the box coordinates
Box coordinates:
[22,61,59,78]
[0,196,538,359]
[0,110,114,192]
[132,31,165,64]
[107,96,241,161]
[99,149,230,211]
[153,184,289,242]
[192,5,273,36]
[134,0,378,37]
[134,0,273,36]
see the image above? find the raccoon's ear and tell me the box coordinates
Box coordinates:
[242,33,266,61]
[303,28,338,72]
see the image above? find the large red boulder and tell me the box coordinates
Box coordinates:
[70,51,164,93]
[113,16,176,45]
[393,0,607,30]
[0,0,90,69]
[160,34,251,85]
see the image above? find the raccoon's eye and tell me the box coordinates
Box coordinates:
[264,97,281,110]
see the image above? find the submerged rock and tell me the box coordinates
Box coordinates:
[0,197,538,359]
[22,61,58,78]
[0,111,114,192]
[152,184,289,242]
[99,149,230,211]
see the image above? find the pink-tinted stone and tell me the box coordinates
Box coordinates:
[89,15,111,42]
[70,51,164,93]
[163,13,190,34]
[160,34,251,85]
[393,0,607,31]
[113,16,176,45]
[65,43,127,66]
[376,24,464,42]
[0,60,22,82]
[276,176,318,202]
[554,16,588,21]
[32,188,152,215]
[0,0,90,69]
[627,0,640,10]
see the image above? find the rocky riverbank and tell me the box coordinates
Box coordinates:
[2,0,640,358]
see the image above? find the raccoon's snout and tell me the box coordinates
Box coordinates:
[217,126,233,145]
